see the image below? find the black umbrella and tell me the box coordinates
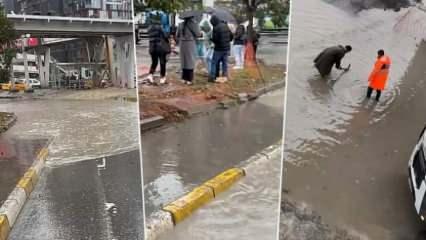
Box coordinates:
[205,7,236,23]
[179,10,203,19]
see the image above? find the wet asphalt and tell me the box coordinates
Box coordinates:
[0,137,48,204]
[8,150,144,240]
[159,146,282,240]
[142,88,285,217]
[283,0,426,239]
[0,96,143,239]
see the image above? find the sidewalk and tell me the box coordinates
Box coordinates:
[0,112,17,134]
[139,60,285,126]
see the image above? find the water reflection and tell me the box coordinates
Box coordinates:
[285,0,426,164]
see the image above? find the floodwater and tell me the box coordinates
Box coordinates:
[159,146,282,240]
[283,0,426,239]
[142,89,284,217]
[9,150,144,240]
[285,0,426,164]
[0,97,144,239]
[0,98,140,166]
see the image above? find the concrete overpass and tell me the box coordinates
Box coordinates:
[7,14,133,37]
[7,14,136,89]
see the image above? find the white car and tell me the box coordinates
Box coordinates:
[20,79,41,88]
[29,79,41,88]
[408,125,426,221]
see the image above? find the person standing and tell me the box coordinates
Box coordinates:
[198,18,213,73]
[209,15,234,82]
[233,24,246,69]
[147,18,170,85]
[177,15,202,85]
[367,49,391,101]
[314,45,352,77]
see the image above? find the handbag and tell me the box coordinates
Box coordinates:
[160,37,171,54]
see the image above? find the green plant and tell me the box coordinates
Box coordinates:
[134,0,191,13]
[0,6,17,83]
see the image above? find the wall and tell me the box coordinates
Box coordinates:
[107,35,135,89]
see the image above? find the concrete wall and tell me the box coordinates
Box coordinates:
[108,35,135,89]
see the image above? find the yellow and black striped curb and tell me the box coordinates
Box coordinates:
[163,168,245,225]
[0,146,49,240]
[145,140,283,240]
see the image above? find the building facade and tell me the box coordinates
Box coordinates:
[4,0,131,19]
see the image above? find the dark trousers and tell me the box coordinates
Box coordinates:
[182,69,194,82]
[210,50,229,81]
[367,87,382,101]
[150,52,167,77]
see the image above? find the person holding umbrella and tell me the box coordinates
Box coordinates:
[176,11,202,85]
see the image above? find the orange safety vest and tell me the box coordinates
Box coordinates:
[368,55,391,90]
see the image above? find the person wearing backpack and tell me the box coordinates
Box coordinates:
[209,16,234,83]
[147,18,171,85]
[176,16,202,85]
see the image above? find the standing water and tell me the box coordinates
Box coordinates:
[159,147,282,240]
[0,99,140,165]
[285,0,426,164]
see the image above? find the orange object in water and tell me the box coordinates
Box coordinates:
[368,55,391,90]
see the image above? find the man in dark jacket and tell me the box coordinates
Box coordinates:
[314,45,352,77]
[209,15,234,82]
[147,19,170,84]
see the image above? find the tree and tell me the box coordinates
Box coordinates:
[240,0,289,64]
[0,6,17,84]
[134,0,191,14]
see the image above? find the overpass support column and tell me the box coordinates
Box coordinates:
[37,47,50,88]
[106,35,135,89]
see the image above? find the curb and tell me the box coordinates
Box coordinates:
[140,116,166,132]
[0,144,49,240]
[145,140,283,240]
[0,113,17,134]
[140,80,285,132]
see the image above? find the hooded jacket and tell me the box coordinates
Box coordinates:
[210,15,233,51]
[369,55,391,90]
[148,22,169,54]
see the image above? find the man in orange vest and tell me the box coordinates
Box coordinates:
[367,49,391,101]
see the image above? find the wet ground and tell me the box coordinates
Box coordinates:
[0,96,143,239]
[142,88,284,217]
[159,146,282,240]
[283,0,426,239]
[0,99,140,165]
[8,151,144,240]
[0,138,48,204]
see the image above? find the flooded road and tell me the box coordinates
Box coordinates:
[142,89,284,217]
[0,99,140,165]
[9,150,144,240]
[159,146,282,240]
[284,0,426,239]
[0,97,143,239]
